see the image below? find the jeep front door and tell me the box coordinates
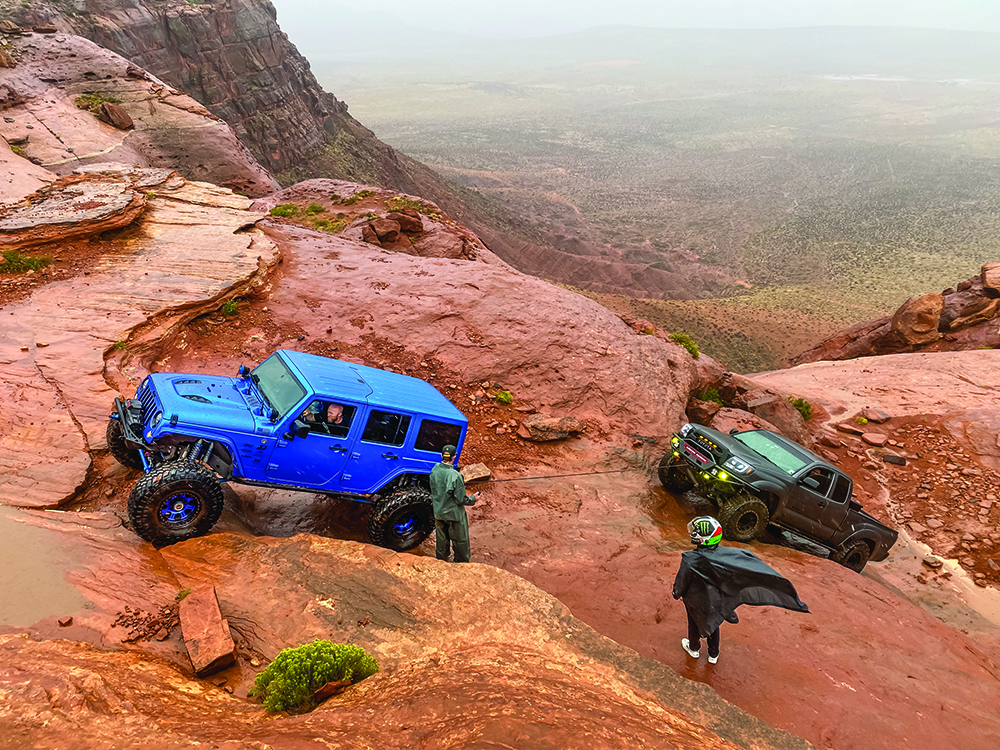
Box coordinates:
[264,400,359,487]
[339,409,411,492]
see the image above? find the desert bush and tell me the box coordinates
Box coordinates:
[1,249,50,273]
[495,390,513,404]
[855,416,868,426]
[313,218,348,233]
[385,195,441,218]
[221,299,238,316]
[342,189,375,206]
[669,332,700,358]
[305,203,325,215]
[269,203,299,218]
[249,640,378,714]
[700,388,723,405]
[74,92,119,113]
[788,396,812,420]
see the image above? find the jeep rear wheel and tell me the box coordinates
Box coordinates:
[719,493,769,542]
[107,418,144,471]
[657,454,694,492]
[367,488,434,551]
[128,460,224,546]
[831,540,871,573]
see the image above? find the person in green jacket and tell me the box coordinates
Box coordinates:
[429,444,480,563]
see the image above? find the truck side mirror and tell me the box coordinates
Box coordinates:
[282,419,310,441]
[802,476,821,491]
[238,364,250,378]
[729,428,740,435]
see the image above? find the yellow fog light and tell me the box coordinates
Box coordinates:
[718,471,729,481]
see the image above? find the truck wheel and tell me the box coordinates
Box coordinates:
[107,418,144,471]
[127,460,224,546]
[719,493,769,542]
[367,487,434,552]
[657,454,694,492]
[831,540,871,573]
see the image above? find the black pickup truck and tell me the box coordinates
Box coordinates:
[659,423,898,572]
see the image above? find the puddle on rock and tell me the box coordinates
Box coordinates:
[0,507,90,627]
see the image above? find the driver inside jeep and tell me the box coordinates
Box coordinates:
[301,401,349,436]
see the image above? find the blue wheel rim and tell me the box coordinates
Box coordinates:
[159,492,200,527]
[393,514,417,536]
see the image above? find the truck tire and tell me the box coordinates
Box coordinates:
[831,540,871,573]
[719,493,769,542]
[657,454,694,492]
[367,487,434,552]
[107,418,144,471]
[128,460,224,546]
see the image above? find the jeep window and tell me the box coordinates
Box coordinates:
[734,431,810,475]
[830,474,851,504]
[250,355,306,418]
[361,410,411,446]
[415,420,463,453]
[301,400,356,438]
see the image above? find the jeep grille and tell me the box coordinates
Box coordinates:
[138,381,158,424]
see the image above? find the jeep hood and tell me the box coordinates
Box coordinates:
[146,373,258,432]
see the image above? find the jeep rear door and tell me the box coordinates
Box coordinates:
[339,408,416,492]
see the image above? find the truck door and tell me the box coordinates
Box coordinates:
[780,466,838,539]
[264,401,360,487]
[339,408,412,492]
[816,474,852,541]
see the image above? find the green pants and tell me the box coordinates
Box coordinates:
[435,514,471,563]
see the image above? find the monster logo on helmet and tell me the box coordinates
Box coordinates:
[688,516,723,546]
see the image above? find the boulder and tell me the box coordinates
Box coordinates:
[0,48,14,68]
[982,262,1000,294]
[709,407,781,435]
[687,398,721,425]
[96,101,134,130]
[891,293,943,346]
[178,585,236,676]
[859,407,891,424]
[461,462,491,483]
[862,433,888,447]
[360,223,380,245]
[386,210,423,233]
[517,414,586,442]
[717,372,755,403]
[370,218,400,242]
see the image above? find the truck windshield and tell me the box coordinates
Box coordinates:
[250,355,306,418]
[734,431,810,475]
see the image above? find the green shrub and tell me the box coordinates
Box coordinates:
[74,93,120,113]
[10,144,26,158]
[342,189,375,206]
[789,396,812,421]
[495,390,513,404]
[313,218,348,233]
[113,339,127,351]
[249,640,378,714]
[385,195,441,218]
[1,249,50,273]
[669,332,700,358]
[269,203,298,218]
[305,203,325,215]
[700,388,723,405]
[855,416,868,426]
[221,299,238,316]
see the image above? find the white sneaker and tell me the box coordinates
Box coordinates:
[681,639,700,658]
[708,654,719,664]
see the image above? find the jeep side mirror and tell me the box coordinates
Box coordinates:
[282,420,310,441]
[238,364,250,378]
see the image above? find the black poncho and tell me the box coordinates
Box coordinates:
[672,545,809,635]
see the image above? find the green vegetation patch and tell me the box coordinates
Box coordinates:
[313,217,348,233]
[269,203,299,218]
[669,332,700,358]
[1,249,50,273]
[221,299,238,316]
[249,640,378,714]
[788,396,812,421]
[342,189,375,205]
[700,388,723,405]
[495,389,513,404]
[305,203,326,215]
[74,92,120,113]
[385,195,442,219]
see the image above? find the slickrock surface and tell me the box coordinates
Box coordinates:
[0,169,277,508]
[0,32,276,201]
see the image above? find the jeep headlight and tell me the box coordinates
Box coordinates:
[679,423,694,437]
[723,456,754,475]
[152,412,162,427]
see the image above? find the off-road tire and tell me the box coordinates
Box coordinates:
[657,454,694,492]
[831,539,871,573]
[367,487,434,551]
[128,460,224,546]
[719,493,769,542]
[107,418,144,471]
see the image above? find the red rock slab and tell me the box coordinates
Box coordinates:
[158,533,807,750]
[260,224,697,439]
[0,174,277,508]
[178,586,236,676]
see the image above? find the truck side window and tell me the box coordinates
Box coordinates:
[830,475,851,504]
[361,410,411,446]
[415,420,462,453]
[805,467,834,496]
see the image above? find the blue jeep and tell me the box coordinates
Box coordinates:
[107,350,468,550]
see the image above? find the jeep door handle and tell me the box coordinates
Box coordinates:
[382,452,399,459]
[329,446,347,453]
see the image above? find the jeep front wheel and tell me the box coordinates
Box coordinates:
[719,493,769,542]
[831,540,871,573]
[367,487,434,551]
[127,460,224,546]
[657,454,694,492]
[107,418,144,471]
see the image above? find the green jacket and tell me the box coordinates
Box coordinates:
[430,461,476,521]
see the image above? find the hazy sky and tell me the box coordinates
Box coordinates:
[272,0,1000,38]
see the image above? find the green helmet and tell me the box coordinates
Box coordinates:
[688,516,723,546]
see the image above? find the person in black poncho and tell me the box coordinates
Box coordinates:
[673,515,810,664]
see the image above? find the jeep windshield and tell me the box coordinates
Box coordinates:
[734,431,811,475]
[250,355,307,419]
